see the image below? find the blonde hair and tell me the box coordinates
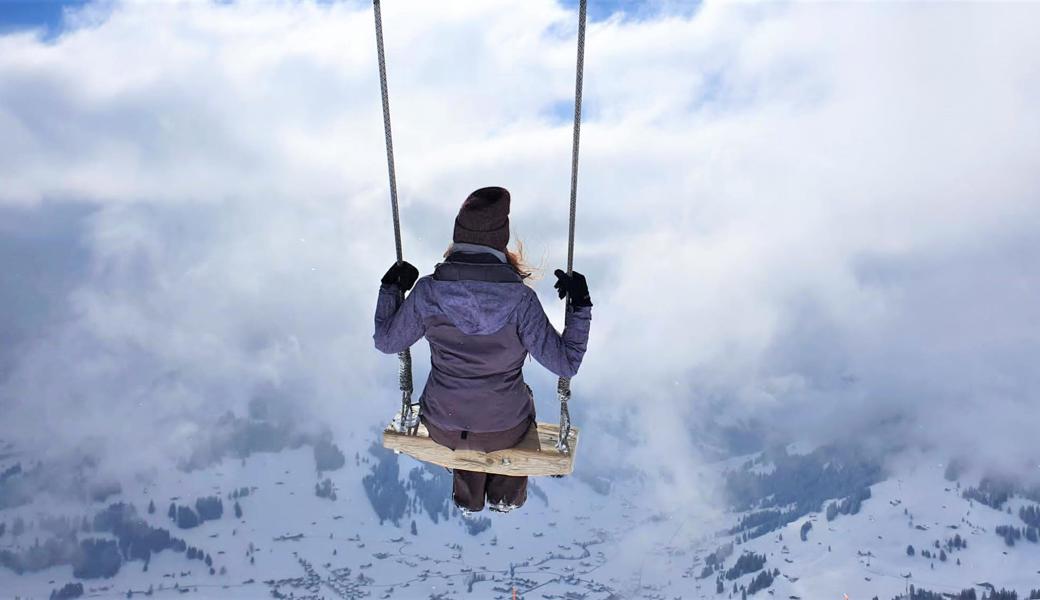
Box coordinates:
[507,239,537,281]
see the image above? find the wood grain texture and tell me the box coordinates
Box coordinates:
[382,419,578,476]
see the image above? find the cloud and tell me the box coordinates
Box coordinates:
[0,0,1039,498]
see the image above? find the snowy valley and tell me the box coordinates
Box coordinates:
[1,409,1038,600]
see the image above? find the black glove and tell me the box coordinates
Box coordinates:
[553,269,592,308]
[381,260,419,292]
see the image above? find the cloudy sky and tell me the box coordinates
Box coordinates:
[1,0,1039,498]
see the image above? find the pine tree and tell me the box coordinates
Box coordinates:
[906,545,915,557]
[410,520,418,536]
[234,501,243,519]
[148,500,156,514]
[168,503,176,521]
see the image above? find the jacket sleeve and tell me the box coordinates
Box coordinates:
[373,280,426,354]
[516,289,592,378]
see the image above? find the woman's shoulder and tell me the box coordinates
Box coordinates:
[514,283,544,311]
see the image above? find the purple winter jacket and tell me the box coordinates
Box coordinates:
[373,248,592,434]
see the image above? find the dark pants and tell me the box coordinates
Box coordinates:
[423,415,532,512]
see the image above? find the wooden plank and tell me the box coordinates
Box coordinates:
[382,418,578,476]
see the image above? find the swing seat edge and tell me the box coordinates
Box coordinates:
[382,417,578,477]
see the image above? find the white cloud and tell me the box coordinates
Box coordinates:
[1,0,1039,494]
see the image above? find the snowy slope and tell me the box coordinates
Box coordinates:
[718,455,1040,599]
[1,437,1039,599]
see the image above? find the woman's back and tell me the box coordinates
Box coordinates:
[376,245,591,433]
[416,250,535,433]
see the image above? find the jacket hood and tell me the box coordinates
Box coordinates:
[426,252,526,335]
[428,279,526,336]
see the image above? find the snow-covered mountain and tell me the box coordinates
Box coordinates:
[1,421,1039,600]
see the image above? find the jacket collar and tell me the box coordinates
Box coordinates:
[436,245,521,283]
[449,242,507,264]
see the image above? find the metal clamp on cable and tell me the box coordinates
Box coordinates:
[396,348,420,434]
[556,376,572,454]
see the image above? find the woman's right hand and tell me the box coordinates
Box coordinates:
[382,261,419,292]
[553,269,592,307]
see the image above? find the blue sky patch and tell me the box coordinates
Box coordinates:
[0,0,89,38]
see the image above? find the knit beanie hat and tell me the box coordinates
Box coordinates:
[453,186,510,252]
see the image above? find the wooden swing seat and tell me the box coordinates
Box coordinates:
[382,417,578,476]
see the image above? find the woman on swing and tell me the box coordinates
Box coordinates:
[373,186,592,514]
